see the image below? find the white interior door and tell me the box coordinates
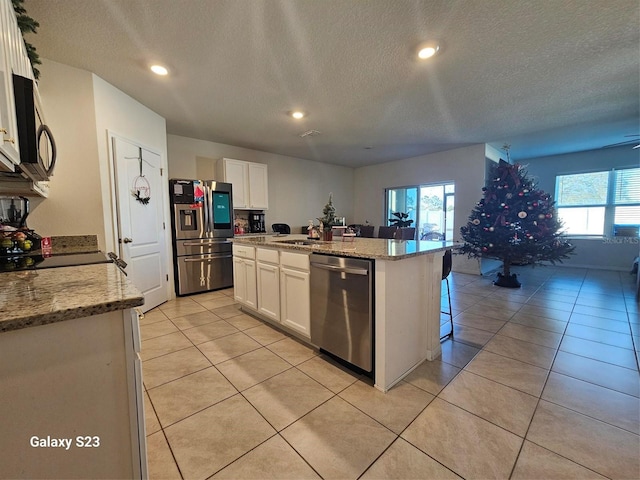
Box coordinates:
[113,136,168,312]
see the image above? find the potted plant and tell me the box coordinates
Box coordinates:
[388,212,414,238]
[318,194,339,241]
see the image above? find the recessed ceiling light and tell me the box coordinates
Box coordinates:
[150,64,169,76]
[290,111,305,119]
[417,42,440,60]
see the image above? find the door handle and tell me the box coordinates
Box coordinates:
[122,237,133,244]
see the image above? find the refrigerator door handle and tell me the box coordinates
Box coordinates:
[202,184,210,236]
[183,240,231,247]
[207,183,214,236]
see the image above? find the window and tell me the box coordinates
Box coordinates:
[555,167,640,237]
[385,183,454,240]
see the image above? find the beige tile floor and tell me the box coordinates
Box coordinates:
[141,266,639,479]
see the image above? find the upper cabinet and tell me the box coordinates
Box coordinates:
[217,158,269,210]
[0,0,30,171]
[248,162,268,209]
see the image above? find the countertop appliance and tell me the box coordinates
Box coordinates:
[249,212,266,233]
[169,179,234,295]
[12,74,56,181]
[0,196,29,227]
[310,253,374,374]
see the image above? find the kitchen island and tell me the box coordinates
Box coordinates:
[0,263,147,479]
[232,234,453,391]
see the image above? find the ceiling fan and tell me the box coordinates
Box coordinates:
[603,134,640,149]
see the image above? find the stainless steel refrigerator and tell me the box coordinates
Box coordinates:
[169,179,234,295]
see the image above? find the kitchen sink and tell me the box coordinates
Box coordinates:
[275,239,327,246]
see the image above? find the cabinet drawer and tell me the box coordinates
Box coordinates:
[257,247,279,264]
[233,244,255,259]
[280,251,310,271]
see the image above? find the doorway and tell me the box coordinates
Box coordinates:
[111,135,169,312]
[385,183,455,240]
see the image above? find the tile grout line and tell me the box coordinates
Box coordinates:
[505,270,582,479]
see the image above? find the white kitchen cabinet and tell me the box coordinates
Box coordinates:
[218,158,268,210]
[247,162,268,209]
[0,0,28,170]
[233,244,257,308]
[222,158,248,208]
[280,267,310,337]
[279,251,311,337]
[0,308,147,479]
[256,247,280,321]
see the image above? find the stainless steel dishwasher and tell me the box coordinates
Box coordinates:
[310,254,373,373]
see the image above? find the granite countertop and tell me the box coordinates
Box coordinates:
[232,234,456,260]
[0,263,144,333]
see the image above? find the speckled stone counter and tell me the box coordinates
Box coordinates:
[232,233,455,260]
[48,234,99,254]
[0,263,144,333]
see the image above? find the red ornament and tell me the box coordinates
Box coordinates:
[518,192,524,197]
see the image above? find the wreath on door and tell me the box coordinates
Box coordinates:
[132,175,151,205]
[130,147,151,205]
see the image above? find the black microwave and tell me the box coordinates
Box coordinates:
[12,74,56,181]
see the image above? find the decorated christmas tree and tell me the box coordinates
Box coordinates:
[459,154,574,288]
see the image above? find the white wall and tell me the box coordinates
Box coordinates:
[27,60,105,245]
[30,59,173,288]
[353,144,487,273]
[91,74,168,252]
[525,146,639,270]
[168,134,354,232]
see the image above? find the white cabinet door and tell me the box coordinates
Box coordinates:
[233,256,247,303]
[257,261,280,321]
[0,0,22,170]
[223,158,249,208]
[233,257,257,309]
[244,258,257,309]
[248,163,269,209]
[280,267,310,337]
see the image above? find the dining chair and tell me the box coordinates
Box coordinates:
[359,225,375,238]
[271,223,291,234]
[398,227,416,240]
[377,226,398,239]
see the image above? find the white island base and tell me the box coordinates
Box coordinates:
[232,235,450,393]
[374,250,444,391]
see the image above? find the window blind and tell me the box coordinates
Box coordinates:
[613,167,640,204]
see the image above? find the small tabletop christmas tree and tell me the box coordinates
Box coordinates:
[318,193,337,229]
[459,152,574,288]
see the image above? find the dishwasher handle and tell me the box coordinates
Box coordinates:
[184,254,232,262]
[311,262,369,275]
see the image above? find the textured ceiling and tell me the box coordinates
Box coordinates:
[25,0,640,167]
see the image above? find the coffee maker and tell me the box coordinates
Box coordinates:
[0,196,29,228]
[249,212,266,233]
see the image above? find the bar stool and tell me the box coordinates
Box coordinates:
[440,249,454,340]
